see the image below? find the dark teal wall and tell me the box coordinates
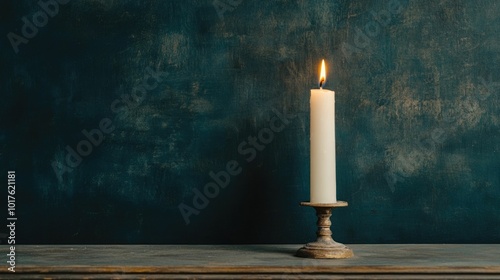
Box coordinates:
[1,0,499,244]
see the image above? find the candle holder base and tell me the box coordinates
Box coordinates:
[296,201,353,259]
[296,241,353,259]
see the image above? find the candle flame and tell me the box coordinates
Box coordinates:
[319,59,326,88]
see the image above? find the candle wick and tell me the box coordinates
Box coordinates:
[319,78,325,89]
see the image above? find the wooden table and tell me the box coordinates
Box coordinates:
[2,244,500,279]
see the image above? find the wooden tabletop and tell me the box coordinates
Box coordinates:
[2,244,500,279]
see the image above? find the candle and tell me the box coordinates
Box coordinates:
[310,59,336,203]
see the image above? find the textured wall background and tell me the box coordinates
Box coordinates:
[0,0,499,244]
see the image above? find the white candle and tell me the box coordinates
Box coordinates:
[310,60,336,203]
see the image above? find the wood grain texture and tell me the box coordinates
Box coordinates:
[1,245,500,279]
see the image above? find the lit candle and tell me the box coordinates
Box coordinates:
[310,59,336,203]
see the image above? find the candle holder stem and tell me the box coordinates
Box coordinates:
[316,207,334,243]
[296,202,353,259]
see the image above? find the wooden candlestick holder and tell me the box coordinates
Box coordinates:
[296,201,353,259]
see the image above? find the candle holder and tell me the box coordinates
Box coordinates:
[296,201,353,259]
